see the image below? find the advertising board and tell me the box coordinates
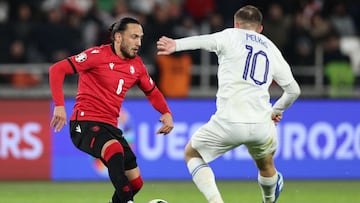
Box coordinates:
[52,99,360,180]
[0,100,51,180]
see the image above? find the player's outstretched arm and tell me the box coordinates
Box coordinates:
[157,36,176,55]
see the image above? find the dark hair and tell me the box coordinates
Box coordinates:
[109,17,141,39]
[234,5,263,24]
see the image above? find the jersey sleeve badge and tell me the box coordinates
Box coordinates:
[75,52,87,62]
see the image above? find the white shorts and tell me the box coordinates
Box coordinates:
[191,115,278,163]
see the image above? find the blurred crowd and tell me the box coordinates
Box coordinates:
[0,0,359,92]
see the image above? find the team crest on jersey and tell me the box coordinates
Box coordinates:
[109,63,115,70]
[75,52,87,62]
[130,65,135,74]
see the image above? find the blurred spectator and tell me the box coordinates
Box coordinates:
[323,31,351,66]
[156,54,192,98]
[0,0,359,94]
[309,11,333,43]
[31,5,78,62]
[208,12,224,33]
[184,0,215,23]
[328,1,357,36]
[285,11,315,66]
[322,31,355,97]
[207,11,224,77]
[0,0,10,63]
[348,0,360,33]
[93,0,140,45]
[6,2,44,87]
[262,2,291,52]
[284,10,315,85]
[10,3,34,45]
[110,0,133,20]
[214,0,246,27]
[302,0,323,24]
[8,3,37,63]
[142,1,177,64]
[62,0,93,15]
[95,0,118,13]
[339,36,360,75]
[80,0,111,47]
[128,0,156,15]
[143,0,194,97]
[8,40,27,63]
[173,15,199,38]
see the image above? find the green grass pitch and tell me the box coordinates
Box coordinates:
[0,180,359,203]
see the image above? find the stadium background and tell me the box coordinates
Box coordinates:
[0,0,359,202]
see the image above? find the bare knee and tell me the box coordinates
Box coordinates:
[101,139,119,159]
[184,141,201,162]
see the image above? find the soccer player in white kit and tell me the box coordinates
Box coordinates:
[157,5,301,203]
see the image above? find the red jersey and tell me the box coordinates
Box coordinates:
[50,44,170,127]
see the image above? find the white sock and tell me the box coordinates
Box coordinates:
[258,172,278,203]
[187,157,224,203]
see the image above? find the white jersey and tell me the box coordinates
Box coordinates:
[175,28,296,122]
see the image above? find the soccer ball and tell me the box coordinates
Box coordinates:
[148,199,168,203]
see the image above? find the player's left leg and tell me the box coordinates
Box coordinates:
[109,169,143,203]
[102,140,134,203]
[185,142,224,203]
[185,116,239,203]
[121,132,143,196]
[109,131,143,203]
[254,154,281,203]
[247,122,282,203]
[125,167,143,195]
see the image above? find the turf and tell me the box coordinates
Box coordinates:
[0,180,359,203]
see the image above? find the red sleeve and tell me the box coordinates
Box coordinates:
[49,58,76,106]
[145,86,172,115]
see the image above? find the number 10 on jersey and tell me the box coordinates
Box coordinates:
[243,45,269,86]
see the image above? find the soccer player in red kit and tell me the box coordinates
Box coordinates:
[49,17,174,203]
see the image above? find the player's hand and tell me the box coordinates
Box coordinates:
[157,36,176,55]
[50,106,67,132]
[156,112,174,135]
[271,113,282,125]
